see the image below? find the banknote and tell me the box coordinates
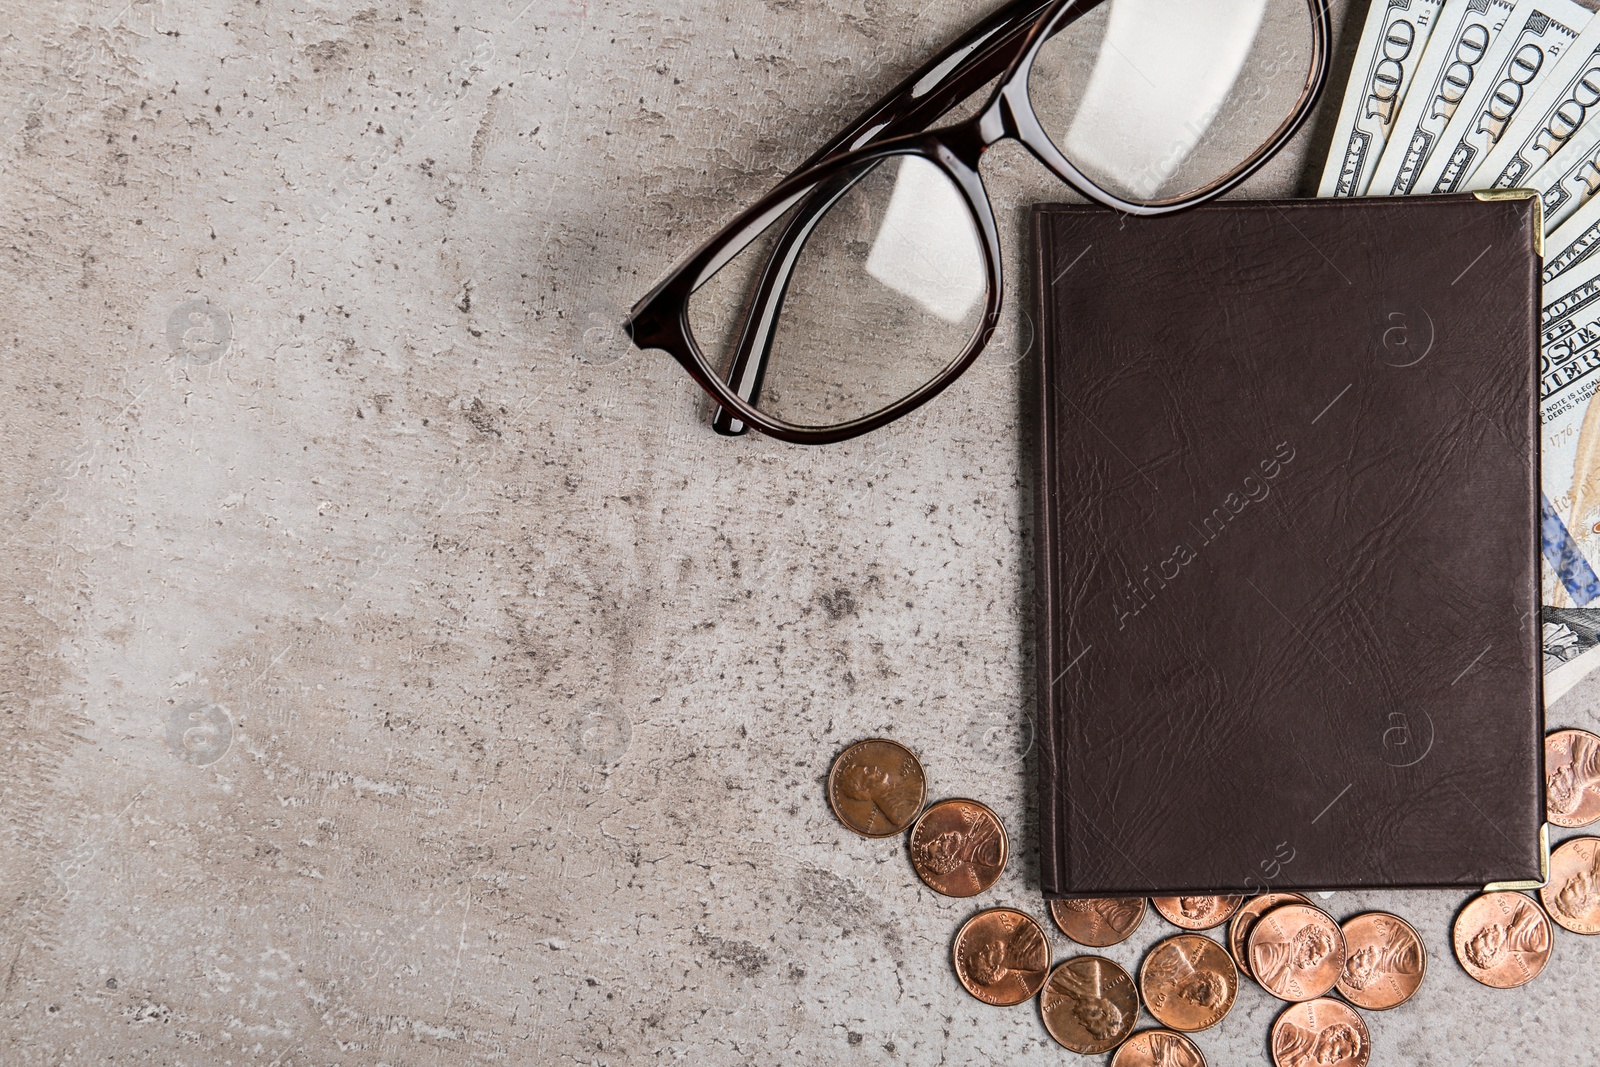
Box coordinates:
[1473,16,1600,189]
[1544,189,1600,288]
[1535,168,1600,694]
[1525,118,1600,230]
[1542,184,1600,292]
[1410,0,1590,195]
[1368,0,1516,195]
[1317,0,1445,196]
[1538,264,1600,695]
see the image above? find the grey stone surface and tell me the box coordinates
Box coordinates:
[3,0,1598,1062]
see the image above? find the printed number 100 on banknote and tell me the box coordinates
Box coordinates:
[1317,0,1444,197]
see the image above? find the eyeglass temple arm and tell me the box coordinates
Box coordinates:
[711,0,1098,434]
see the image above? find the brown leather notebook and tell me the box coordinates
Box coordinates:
[1032,193,1545,897]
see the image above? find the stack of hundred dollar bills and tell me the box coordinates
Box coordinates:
[1321,0,1600,701]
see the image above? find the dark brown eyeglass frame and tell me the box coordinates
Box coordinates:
[626,0,1331,445]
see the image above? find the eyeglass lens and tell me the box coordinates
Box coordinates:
[687,154,987,429]
[1030,0,1316,203]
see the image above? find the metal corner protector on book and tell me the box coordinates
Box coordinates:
[1484,823,1551,892]
[1473,187,1544,258]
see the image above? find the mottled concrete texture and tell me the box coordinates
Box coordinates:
[4,0,1600,1063]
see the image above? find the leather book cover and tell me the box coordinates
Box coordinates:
[1032,193,1545,896]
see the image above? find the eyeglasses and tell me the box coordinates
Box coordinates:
[626,0,1330,444]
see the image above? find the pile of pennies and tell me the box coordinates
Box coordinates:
[827,727,1600,1065]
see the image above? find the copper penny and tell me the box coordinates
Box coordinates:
[1152,895,1243,931]
[1335,912,1426,1010]
[1270,997,1370,1067]
[1039,955,1141,1054]
[951,908,1050,1006]
[909,798,1008,897]
[1050,897,1147,948]
[1111,1028,1207,1067]
[1227,893,1311,981]
[1247,903,1346,1002]
[1452,891,1553,988]
[1139,934,1237,1032]
[827,738,927,838]
[1540,836,1600,935]
[1546,728,1600,828]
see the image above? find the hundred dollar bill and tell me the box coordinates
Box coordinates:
[1524,117,1600,230]
[1368,0,1515,195]
[1410,0,1590,195]
[1538,265,1600,697]
[1317,0,1445,196]
[1544,189,1600,288]
[1474,16,1600,189]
